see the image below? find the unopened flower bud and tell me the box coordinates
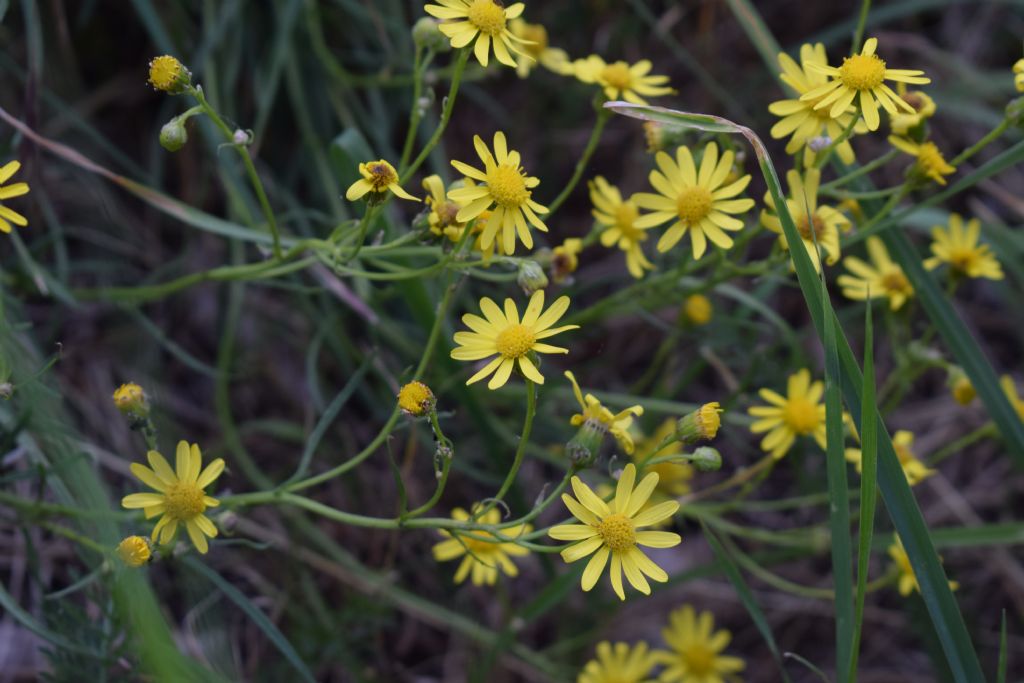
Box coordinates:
[1007,97,1024,129]
[147,55,191,94]
[232,129,251,145]
[113,382,150,418]
[566,421,605,467]
[681,294,712,326]
[117,536,152,567]
[159,119,189,152]
[412,17,450,53]
[517,260,549,295]
[398,380,435,416]
[675,402,722,445]
[947,367,975,406]
[690,446,722,472]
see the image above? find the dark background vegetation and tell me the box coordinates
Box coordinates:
[1,1,1023,681]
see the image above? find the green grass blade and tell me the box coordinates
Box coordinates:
[849,299,878,680]
[185,558,316,683]
[997,609,1007,683]
[702,523,793,683]
[605,102,988,683]
[722,0,783,77]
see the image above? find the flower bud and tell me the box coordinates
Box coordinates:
[947,367,975,406]
[681,294,712,326]
[117,536,152,567]
[675,402,722,445]
[147,55,191,94]
[412,17,450,53]
[517,260,549,295]
[232,129,252,146]
[398,381,435,416]
[159,119,189,152]
[566,420,606,467]
[690,446,722,472]
[113,382,150,418]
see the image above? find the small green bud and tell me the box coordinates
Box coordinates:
[674,403,722,446]
[412,17,450,53]
[566,421,606,467]
[517,260,549,295]
[1007,97,1024,129]
[690,446,722,472]
[159,119,188,152]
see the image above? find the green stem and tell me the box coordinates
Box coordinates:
[852,0,872,53]
[820,151,898,192]
[401,48,470,183]
[344,205,378,265]
[949,119,1011,167]
[475,378,537,519]
[814,113,859,169]
[399,48,435,172]
[546,108,610,215]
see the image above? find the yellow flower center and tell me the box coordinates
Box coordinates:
[164,481,207,520]
[946,247,978,273]
[148,55,185,91]
[495,324,535,358]
[596,513,636,552]
[839,53,887,91]
[367,162,397,192]
[600,62,633,91]
[467,0,507,36]
[519,23,548,57]
[681,643,716,677]
[676,186,713,224]
[398,381,434,416]
[881,269,911,296]
[796,213,826,242]
[783,398,819,435]
[486,164,530,208]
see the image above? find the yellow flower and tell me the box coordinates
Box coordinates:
[802,37,930,131]
[508,19,570,78]
[747,369,826,459]
[424,0,529,69]
[1014,59,1024,93]
[1001,376,1024,420]
[548,463,681,600]
[551,237,583,283]
[890,83,936,135]
[450,290,577,389]
[112,382,149,416]
[121,441,224,554]
[345,159,419,202]
[768,43,863,165]
[658,605,746,683]
[448,131,548,255]
[889,136,956,186]
[578,641,659,683]
[116,536,152,567]
[760,167,848,272]
[888,535,958,597]
[565,370,644,454]
[631,420,694,499]
[845,430,935,486]
[147,55,190,93]
[423,175,467,238]
[571,55,674,105]
[0,160,30,234]
[837,236,914,310]
[398,381,435,416]
[923,213,1003,280]
[432,506,531,585]
[634,143,755,259]
[589,176,655,279]
[681,294,712,326]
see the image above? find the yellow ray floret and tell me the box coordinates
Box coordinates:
[565,370,643,454]
[345,159,419,202]
[548,463,681,600]
[578,641,659,683]
[450,290,578,390]
[889,136,956,186]
[924,213,1003,280]
[432,506,531,585]
[448,131,548,255]
[590,176,655,279]
[0,160,31,234]
[657,605,746,682]
[121,441,225,554]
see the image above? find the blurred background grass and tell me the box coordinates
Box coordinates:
[1,1,1024,681]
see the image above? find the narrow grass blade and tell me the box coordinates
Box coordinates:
[997,609,1007,683]
[722,0,783,77]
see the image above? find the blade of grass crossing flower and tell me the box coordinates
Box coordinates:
[702,522,793,683]
[849,298,878,681]
[184,558,316,683]
[602,103,987,683]
[822,267,853,681]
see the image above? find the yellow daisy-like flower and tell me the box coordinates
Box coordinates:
[1014,59,1024,93]
[1001,375,1024,420]
[121,441,224,554]
[432,506,531,585]
[837,236,914,311]
[578,641,659,683]
[565,371,644,454]
[923,213,1003,281]
[147,55,190,93]
[845,430,935,486]
[768,43,863,165]
[508,19,570,78]
[571,55,674,105]
[112,382,148,416]
[0,160,31,234]
[397,381,435,416]
[658,605,746,683]
[450,290,577,389]
[760,167,849,272]
[548,463,681,601]
[448,131,549,255]
[801,37,930,131]
[890,83,936,135]
[345,159,419,203]
[889,136,956,186]
[116,536,152,567]
[631,419,695,499]
[551,237,583,283]
[888,535,958,597]
[590,176,655,279]
[424,0,528,69]
[747,369,826,459]
[681,294,713,326]
[634,143,755,259]
[423,175,467,238]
